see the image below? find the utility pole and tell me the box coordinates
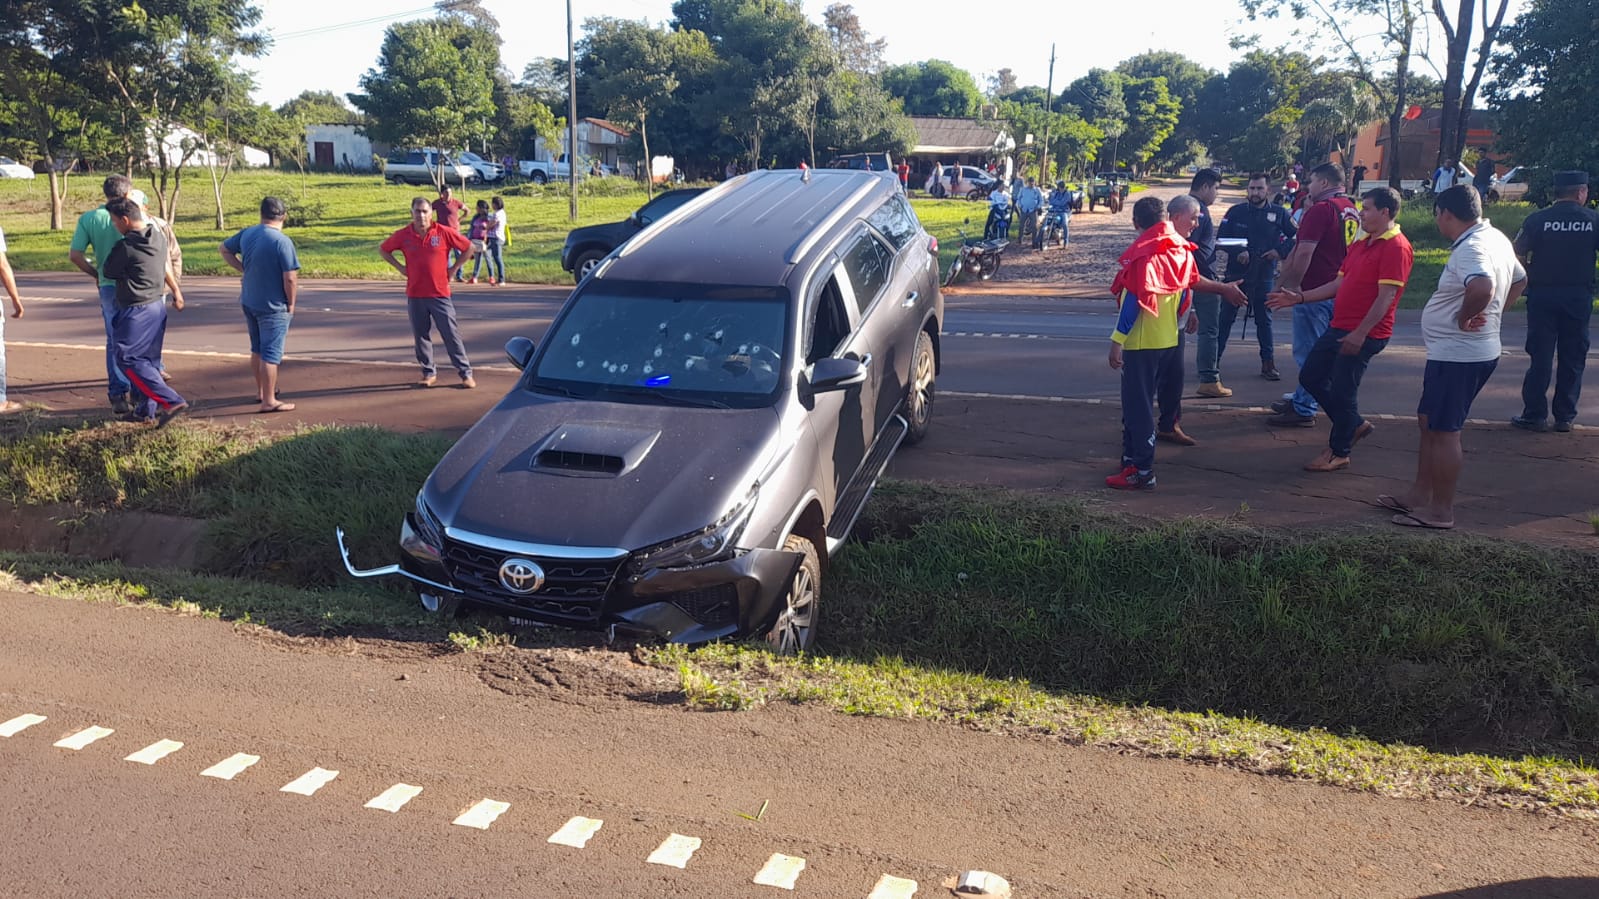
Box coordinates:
[1038,43,1055,185]
[566,0,578,220]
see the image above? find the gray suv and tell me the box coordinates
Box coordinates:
[339,169,943,653]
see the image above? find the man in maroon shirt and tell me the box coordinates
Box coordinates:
[431,185,467,281]
[1267,162,1360,426]
[380,197,477,388]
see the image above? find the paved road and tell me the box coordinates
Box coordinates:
[7,271,1593,426]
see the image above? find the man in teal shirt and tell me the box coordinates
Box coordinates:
[68,174,133,413]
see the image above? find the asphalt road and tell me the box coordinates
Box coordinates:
[8,271,1592,427]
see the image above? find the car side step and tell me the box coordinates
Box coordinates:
[826,413,909,546]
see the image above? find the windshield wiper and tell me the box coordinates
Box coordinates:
[528,381,592,399]
[602,384,730,409]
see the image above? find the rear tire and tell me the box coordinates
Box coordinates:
[389,174,406,185]
[765,535,820,655]
[572,249,606,283]
[530,171,548,185]
[904,329,936,445]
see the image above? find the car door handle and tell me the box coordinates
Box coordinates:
[901,290,919,308]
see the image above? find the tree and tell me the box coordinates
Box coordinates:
[277,90,359,125]
[1431,0,1513,168]
[350,18,496,191]
[818,70,916,159]
[823,3,886,75]
[1120,77,1181,169]
[1117,51,1215,170]
[522,58,568,107]
[988,68,1020,99]
[1062,69,1127,168]
[882,60,984,117]
[581,18,703,195]
[195,69,271,229]
[1487,0,1599,181]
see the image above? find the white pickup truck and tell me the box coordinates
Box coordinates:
[520,155,578,184]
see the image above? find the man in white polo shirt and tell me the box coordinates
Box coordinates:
[1383,184,1526,529]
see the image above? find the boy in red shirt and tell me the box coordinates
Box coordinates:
[1268,187,1413,471]
[380,197,478,388]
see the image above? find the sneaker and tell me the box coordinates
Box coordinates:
[1196,381,1233,398]
[468,277,478,284]
[1261,361,1281,381]
[1509,415,1548,432]
[111,395,132,415]
[155,402,189,429]
[1106,465,1157,490]
[1157,426,1198,446]
[416,375,437,388]
[1267,410,1317,427]
[460,376,477,389]
[487,278,497,286]
[1553,420,1574,433]
[1269,398,1294,415]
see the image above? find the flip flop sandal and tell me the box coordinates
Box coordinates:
[1375,494,1411,514]
[257,402,297,414]
[1392,512,1454,530]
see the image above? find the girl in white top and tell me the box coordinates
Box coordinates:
[486,196,508,285]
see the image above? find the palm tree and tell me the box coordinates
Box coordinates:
[1300,79,1380,166]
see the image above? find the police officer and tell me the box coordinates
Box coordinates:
[1510,170,1599,432]
[1186,168,1228,398]
[1218,172,1298,382]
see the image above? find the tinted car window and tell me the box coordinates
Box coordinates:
[839,232,890,314]
[636,191,698,226]
[531,286,787,406]
[807,275,853,365]
[868,196,918,250]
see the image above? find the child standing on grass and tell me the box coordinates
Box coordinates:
[486,195,508,286]
[465,200,492,284]
[1106,196,1245,491]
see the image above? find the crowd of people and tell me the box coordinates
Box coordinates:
[1105,162,1598,530]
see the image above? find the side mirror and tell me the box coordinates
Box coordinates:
[504,336,537,370]
[807,357,867,393]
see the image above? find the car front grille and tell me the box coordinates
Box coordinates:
[441,538,625,624]
[667,584,739,629]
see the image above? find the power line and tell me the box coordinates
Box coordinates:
[272,6,439,41]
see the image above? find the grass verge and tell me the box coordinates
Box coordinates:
[4,417,1598,813]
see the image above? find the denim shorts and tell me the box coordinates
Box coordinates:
[243,306,292,365]
[1418,359,1498,432]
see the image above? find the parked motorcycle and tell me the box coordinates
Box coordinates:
[946,220,1008,286]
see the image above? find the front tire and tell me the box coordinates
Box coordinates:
[904,329,936,444]
[530,171,548,185]
[389,174,406,185]
[571,249,606,283]
[765,535,820,655]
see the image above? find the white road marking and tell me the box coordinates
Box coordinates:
[453,799,510,829]
[54,726,114,750]
[124,739,184,765]
[547,815,603,848]
[200,753,260,780]
[0,713,47,737]
[868,874,919,898]
[365,783,423,813]
[752,853,807,890]
[646,833,702,868]
[280,767,340,796]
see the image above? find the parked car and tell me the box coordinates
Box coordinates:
[1488,165,1533,203]
[927,165,998,199]
[561,188,708,283]
[383,150,475,186]
[338,168,944,654]
[456,151,504,183]
[0,156,37,179]
[827,152,893,173]
[521,154,609,183]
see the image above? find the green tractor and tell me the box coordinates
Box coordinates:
[1088,172,1131,213]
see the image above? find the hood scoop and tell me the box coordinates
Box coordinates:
[531,423,660,478]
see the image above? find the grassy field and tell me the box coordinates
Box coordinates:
[3,412,1599,814]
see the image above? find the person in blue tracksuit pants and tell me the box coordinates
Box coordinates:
[102,196,187,427]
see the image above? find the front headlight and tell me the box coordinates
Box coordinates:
[631,489,757,571]
[413,491,445,548]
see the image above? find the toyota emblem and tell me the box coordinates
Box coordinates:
[497,558,545,594]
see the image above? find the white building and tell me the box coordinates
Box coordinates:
[147,123,270,168]
[304,123,378,172]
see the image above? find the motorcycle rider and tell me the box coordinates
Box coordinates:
[986,180,1013,240]
[1045,181,1074,246]
[1014,177,1044,241]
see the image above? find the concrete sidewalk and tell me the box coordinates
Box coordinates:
[5,343,1596,548]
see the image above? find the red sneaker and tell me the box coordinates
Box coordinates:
[1105,466,1157,490]
[487,278,497,286]
[468,277,477,284]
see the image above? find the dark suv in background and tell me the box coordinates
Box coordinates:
[340,169,944,654]
[560,188,707,283]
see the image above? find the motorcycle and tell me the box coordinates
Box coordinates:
[945,220,1008,286]
[984,203,1013,241]
[1033,206,1070,250]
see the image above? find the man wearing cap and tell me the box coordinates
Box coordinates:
[1509,170,1599,432]
[128,188,180,380]
[68,174,134,413]
[222,197,300,413]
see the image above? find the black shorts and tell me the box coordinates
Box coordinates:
[1417,359,1498,432]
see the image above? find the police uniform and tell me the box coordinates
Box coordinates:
[1512,170,1599,429]
[1217,200,1298,373]
[1190,197,1227,388]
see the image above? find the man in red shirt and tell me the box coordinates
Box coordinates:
[1268,186,1412,471]
[380,197,477,388]
[1268,163,1361,426]
[431,185,467,281]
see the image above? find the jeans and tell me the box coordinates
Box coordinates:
[1119,345,1184,471]
[407,296,473,379]
[1297,328,1388,456]
[1193,292,1221,383]
[98,284,131,401]
[1217,277,1276,365]
[1288,299,1333,416]
[482,237,505,282]
[1520,295,1592,424]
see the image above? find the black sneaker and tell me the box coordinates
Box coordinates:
[1266,410,1317,427]
[1509,415,1548,432]
[1270,398,1294,415]
[155,402,189,429]
[111,395,133,415]
[1553,420,1574,433]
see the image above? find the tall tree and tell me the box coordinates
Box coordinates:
[349,18,497,190]
[581,18,707,195]
[1117,51,1215,169]
[1431,0,1513,166]
[521,58,568,107]
[987,68,1020,99]
[1487,0,1599,182]
[822,3,886,75]
[882,60,984,117]
[276,90,359,125]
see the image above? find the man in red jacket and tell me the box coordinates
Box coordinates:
[380,197,477,388]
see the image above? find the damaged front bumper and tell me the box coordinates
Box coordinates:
[335,520,802,643]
